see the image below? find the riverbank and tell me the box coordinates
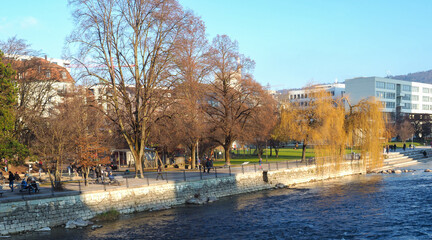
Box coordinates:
[0,160,364,236]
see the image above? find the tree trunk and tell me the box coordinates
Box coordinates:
[302,143,307,161]
[223,144,231,165]
[84,167,89,186]
[191,142,197,169]
[275,148,279,158]
[270,146,273,157]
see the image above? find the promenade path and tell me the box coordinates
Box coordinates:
[0,159,325,203]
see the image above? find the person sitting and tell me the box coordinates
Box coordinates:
[423,150,428,158]
[30,179,39,193]
[20,178,30,192]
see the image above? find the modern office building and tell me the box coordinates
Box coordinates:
[345,77,432,122]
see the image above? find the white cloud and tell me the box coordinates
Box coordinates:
[20,16,38,29]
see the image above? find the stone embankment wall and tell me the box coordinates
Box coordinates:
[0,161,364,235]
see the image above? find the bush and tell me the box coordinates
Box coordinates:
[93,209,120,222]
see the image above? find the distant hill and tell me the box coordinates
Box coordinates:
[392,70,432,84]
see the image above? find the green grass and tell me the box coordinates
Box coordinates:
[212,147,364,166]
[388,141,423,148]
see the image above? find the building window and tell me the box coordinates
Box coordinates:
[385,92,395,99]
[402,94,411,101]
[423,88,430,94]
[386,83,395,90]
[412,95,419,101]
[385,102,395,109]
[403,103,411,109]
[402,85,411,92]
[61,71,67,79]
[46,71,51,78]
[412,104,419,110]
[423,96,429,102]
[423,104,429,111]
[331,91,335,96]
[376,81,385,89]
[412,86,419,92]
[305,94,308,98]
[376,91,385,98]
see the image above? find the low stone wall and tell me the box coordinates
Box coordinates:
[0,161,364,235]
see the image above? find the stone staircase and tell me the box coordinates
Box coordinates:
[379,149,431,171]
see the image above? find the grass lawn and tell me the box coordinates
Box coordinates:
[389,141,423,148]
[212,148,358,166]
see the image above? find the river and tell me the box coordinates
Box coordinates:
[12,160,432,239]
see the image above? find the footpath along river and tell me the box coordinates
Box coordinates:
[12,159,432,240]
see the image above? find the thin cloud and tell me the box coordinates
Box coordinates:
[20,16,38,29]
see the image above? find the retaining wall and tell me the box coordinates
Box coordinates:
[0,161,364,235]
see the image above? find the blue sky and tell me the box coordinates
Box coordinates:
[1,0,432,89]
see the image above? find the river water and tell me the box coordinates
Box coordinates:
[13,160,432,240]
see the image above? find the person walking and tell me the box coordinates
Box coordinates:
[201,158,207,173]
[206,159,211,173]
[259,157,263,170]
[156,164,164,180]
[8,171,14,192]
[403,143,406,151]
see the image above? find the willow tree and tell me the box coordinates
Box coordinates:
[345,98,386,171]
[275,87,334,161]
[69,0,190,178]
[313,92,346,173]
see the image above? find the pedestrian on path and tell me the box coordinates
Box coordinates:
[206,159,211,173]
[403,143,406,151]
[156,164,164,180]
[8,171,14,192]
[259,158,263,170]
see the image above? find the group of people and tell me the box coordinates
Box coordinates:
[7,171,39,193]
[385,143,415,154]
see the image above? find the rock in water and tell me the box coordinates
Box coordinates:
[91,225,103,230]
[65,221,77,229]
[425,169,432,172]
[35,227,51,232]
[74,218,91,227]
[275,183,287,189]
[208,196,218,203]
[394,170,402,174]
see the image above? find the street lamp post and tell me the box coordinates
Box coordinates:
[266,140,268,163]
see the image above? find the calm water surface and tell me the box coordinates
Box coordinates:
[13,160,432,240]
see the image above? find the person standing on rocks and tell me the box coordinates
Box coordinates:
[8,171,14,192]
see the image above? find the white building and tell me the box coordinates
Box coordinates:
[283,82,346,106]
[345,77,432,121]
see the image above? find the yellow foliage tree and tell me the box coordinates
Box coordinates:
[276,87,387,172]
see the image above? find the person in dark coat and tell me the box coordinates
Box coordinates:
[8,171,15,192]
[403,143,406,151]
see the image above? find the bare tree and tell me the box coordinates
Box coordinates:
[68,0,190,178]
[170,14,211,168]
[204,35,271,166]
[397,120,415,142]
[0,37,70,146]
